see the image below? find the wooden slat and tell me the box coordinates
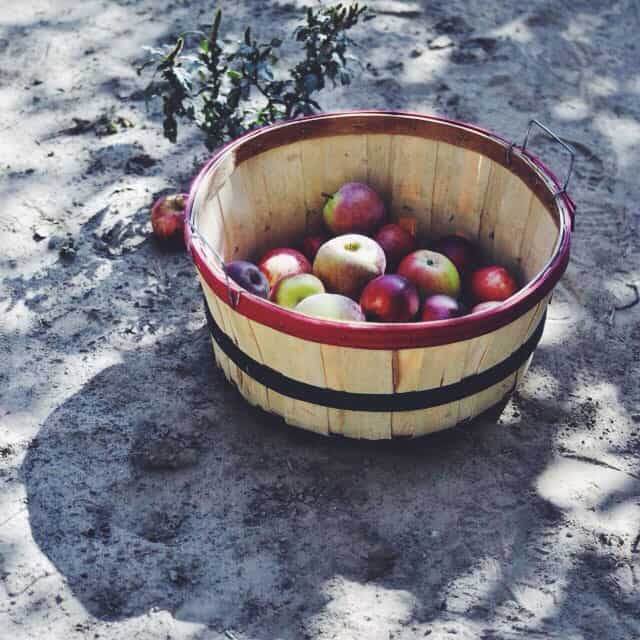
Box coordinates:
[323,134,369,195]
[258,143,307,250]
[299,138,329,234]
[388,135,437,241]
[320,344,393,439]
[391,339,467,437]
[203,278,266,408]
[453,332,494,428]
[457,371,516,424]
[205,288,244,387]
[195,186,226,258]
[458,301,545,421]
[521,198,559,280]
[235,154,276,258]
[216,168,257,261]
[366,134,392,201]
[492,173,534,276]
[453,152,492,242]
[224,313,270,410]
[249,319,329,433]
[431,141,466,240]
[477,162,509,262]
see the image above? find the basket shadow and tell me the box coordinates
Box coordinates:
[20,323,566,638]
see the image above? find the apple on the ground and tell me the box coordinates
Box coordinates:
[273,273,325,308]
[295,293,366,322]
[360,274,420,322]
[224,260,270,298]
[431,235,478,277]
[468,266,518,303]
[323,182,386,235]
[150,193,189,243]
[397,250,461,299]
[421,294,466,322]
[258,248,311,294]
[374,223,416,272]
[300,232,330,262]
[313,233,386,299]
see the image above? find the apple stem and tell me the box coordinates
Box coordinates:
[321,192,332,200]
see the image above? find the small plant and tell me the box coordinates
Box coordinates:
[139,3,374,150]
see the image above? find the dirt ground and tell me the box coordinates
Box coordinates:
[1,1,639,639]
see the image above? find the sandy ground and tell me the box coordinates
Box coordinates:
[1,1,640,639]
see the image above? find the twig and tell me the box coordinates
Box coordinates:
[559,451,640,481]
[375,9,422,18]
[225,631,239,640]
[0,507,26,529]
[38,118,96,142]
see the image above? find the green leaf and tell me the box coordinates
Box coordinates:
[139,1,372,149]
[211,8,222,40]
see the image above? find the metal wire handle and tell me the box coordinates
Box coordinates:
[521,119,576,194]
[188,217,241,307]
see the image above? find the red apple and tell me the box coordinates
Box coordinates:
[374,223,417,272]
[397,250,461,299]
[273,273,325,308]
[313,234,386,299]
[295,293,366,322]
[470,301,502,314]
[150,193,189,243]
[468,266,518,304]
[421,294,466,322]
[431,235,478,277]
[360,275,420,322]
[258,248,311,295]
[323,182,386,235]
[224,260,270,298]
[300,232,329,262]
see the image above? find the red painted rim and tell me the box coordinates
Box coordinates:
[185,111,573,349]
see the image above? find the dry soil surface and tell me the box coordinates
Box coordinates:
[1,1,640,639]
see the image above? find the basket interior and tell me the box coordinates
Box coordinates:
[192,124,561,285]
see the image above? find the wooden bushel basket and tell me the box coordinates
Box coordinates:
[185,112,575,439]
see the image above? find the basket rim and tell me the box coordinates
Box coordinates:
[185,110,573,349]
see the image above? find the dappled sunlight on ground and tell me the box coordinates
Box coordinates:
[2,0,639,638]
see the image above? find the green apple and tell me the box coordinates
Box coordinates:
[295,293,366,322]
[273,273,325,308]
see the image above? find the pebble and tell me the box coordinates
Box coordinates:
[428,35,454,50]
[33,227,48,241]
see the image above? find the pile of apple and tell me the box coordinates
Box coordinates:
[225,182,519,323]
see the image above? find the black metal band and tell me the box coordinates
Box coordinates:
[203,297,545,412]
